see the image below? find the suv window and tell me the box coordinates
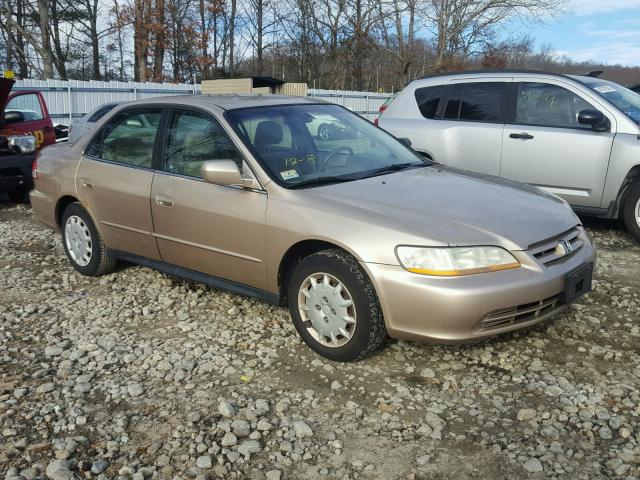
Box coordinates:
[443,82,506,122]
[164,110,242,178]
[516,82,595,129]
[6,93,44,121]
[85,109,162,168]
[414,85,446,119]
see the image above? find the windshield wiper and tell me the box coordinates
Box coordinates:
[289,175,359,189]
[361,162,426,178]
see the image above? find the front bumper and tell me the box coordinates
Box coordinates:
[363,229,596,344]
[0,153,34,192]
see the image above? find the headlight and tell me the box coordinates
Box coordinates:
[8,135,37,154]
[396,245,520,276]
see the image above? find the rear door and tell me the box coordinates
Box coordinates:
[501,79,615,207]
[76,106,163,259]
[4,92,56,147]
[426,80,510,176]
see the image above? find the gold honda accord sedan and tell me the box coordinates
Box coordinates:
[30,95,595,361]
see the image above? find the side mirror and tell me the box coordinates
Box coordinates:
[3,111,25,124]
[578,109,609,131]
[202,159,258,188]
[397,137,412,147]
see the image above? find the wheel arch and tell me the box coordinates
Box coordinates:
[277,239,361,306]
[55,195,80,228]
[613,165,640,218]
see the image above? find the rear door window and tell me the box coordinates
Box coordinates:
[414,85,446,119]
[443,82,507,122]
[85,108,162,168]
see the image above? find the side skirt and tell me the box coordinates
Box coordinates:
[106,249,281,306]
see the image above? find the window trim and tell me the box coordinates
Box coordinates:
[509,81,602,132]
[82,104,167,171]
[436,81,510,125]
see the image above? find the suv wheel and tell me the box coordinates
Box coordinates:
[61,203,117,276]
[287,249,387,361]
[623,182,640,242]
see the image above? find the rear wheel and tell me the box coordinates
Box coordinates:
[61,203,117,276]
[287,249,387,361]
[623,182,640,242]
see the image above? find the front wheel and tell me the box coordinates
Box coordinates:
[61,203,117,276]
[287,249,387,361]
[623,182,640,242]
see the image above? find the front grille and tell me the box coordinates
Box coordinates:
[480,295,560,330]
[528,227,583,266]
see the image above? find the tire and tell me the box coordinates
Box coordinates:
[287,248,387,361]
[61,203,117,276]
[623,182,640,242]
[318,124,331,141]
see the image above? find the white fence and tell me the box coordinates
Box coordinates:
[14,79,391,123]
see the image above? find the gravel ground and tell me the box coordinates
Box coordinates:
[1,203,640,480]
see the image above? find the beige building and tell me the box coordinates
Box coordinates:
[201,76,307,96]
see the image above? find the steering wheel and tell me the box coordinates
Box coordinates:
[318,146,353,171]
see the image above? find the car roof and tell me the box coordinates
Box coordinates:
[126,94,325,111]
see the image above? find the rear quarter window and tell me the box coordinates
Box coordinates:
[414,85,446,119]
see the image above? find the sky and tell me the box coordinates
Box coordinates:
[506,0,640,66]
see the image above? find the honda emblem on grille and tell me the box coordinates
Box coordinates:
[555,240,573,256]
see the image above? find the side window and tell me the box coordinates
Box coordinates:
[516,82,595,129]
[443,82,506,122]
[85,109,162,168]
[5,93,44,121]
[414,85,446,119]
[164,110,242,178]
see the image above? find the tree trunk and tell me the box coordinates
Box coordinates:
[152,0,165,81]
[229,0,237,75]
[37,0,54,79]
[134,0,148,81]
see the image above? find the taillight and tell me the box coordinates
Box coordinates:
[32,155,38,179]
[373,118,379,126]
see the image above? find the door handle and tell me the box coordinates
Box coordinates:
[81,178,94,189]
[155,194,174,208]
[509,132,534,140]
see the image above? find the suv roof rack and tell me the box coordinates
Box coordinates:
[417,69,575,81]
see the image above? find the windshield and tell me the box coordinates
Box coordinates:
[579,77,640,124]
[225,104,428,188]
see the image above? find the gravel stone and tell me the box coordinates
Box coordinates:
[523,458,543,473]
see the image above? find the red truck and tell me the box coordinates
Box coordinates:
[1,77,57,202]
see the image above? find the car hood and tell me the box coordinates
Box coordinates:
[307,165,579,250]
[0,78,14,117]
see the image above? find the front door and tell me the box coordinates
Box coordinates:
[151,108,267,289]
[501,80,615,208]
[76,107,163,259]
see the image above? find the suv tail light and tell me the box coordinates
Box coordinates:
[374,103,389,126]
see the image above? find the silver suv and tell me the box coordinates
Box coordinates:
[378,70,640,241]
